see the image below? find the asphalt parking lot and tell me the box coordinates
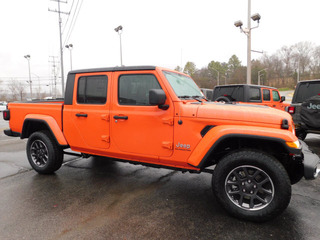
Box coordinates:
[0,115,319,240]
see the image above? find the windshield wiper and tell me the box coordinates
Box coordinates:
[178,95,207,102]
[178,95,192,99]
[191,95,208,102]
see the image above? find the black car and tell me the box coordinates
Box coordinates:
[287,80,320,139]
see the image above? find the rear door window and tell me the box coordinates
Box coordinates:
[77,75,108,104]
[249,87,261,101]
[263,89,271,101]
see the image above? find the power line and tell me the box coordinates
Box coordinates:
[63,0,80,43]
[63,0,84,45]
[62,0,76,34]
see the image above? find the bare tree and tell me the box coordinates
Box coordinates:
[310,45,320,77]
[0,79,5,101]
[8,80,26,101]
[292,41,314,75]
[279,45,294,77]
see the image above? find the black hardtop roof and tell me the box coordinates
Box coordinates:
[297,79,320,84]
[214,84,277,90]
[69,66,156,74]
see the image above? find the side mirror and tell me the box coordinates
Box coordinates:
[280,96,285,103]
[149,89,168,110]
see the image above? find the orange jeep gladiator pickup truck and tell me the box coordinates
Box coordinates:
[3,66,319,222]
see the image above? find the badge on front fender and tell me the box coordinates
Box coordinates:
[175,142,191,151]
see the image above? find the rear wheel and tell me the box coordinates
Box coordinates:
[27,131,63,174]
[212,150,291,222]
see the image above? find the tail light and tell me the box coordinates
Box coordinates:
[3,109,10,121]
[287,106,295,114]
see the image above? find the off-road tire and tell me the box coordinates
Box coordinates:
[212,150,291,222]
[26,131,63,174]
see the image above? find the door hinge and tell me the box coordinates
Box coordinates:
[101,135,110,143]
[101,114,110,121]
[162,118,174,126]
[162,141,173,150]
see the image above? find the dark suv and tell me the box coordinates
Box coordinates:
[212,84,289,111]
[287,80,320,139]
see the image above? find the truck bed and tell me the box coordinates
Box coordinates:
[8,101,64,135]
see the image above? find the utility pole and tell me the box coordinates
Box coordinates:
[49,0,69,96]
[49,56,59,98]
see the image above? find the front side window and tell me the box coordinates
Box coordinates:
[118,74,161,105]
[272,90,280,101]
[263,89,271,101]
[77,75,108,104]
[249,87,261,101]
[163,71,204,99]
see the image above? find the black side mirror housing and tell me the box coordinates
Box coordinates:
[280,96,285,103]
[149,89,168,110]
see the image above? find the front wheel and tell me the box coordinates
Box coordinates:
[27,131,63,174]
[212,150,291,222]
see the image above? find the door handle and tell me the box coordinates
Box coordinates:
[76,113,88,117]
[113,115,128,120]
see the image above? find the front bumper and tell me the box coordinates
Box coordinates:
[300,140,320,179]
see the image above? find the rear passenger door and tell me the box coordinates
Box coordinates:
[64,73,111,151]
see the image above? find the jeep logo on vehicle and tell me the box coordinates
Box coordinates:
[175,142,191,151]
[307,103,320,110]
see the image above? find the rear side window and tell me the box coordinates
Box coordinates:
[77,75,108,104]
[294,81,320,103]
[118,74,161,105]
[263,89,271,101]
[249,87,261,101]
[272,90,280,102]
[212,86,244,101]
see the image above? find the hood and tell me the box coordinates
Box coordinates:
[189,102,292,126]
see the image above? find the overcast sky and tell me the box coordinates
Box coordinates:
[1,0,320,88]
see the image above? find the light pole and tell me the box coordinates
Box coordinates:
[211,68,220,86]
[234,0,261,84]
[221,75,227,85]
[31,73,41,99]
[65,44,73,70]
[114,25,123,66]
[258,68,268,85]
[24,55,32,100]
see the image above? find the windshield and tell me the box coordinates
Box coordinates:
[163,71,204,99]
